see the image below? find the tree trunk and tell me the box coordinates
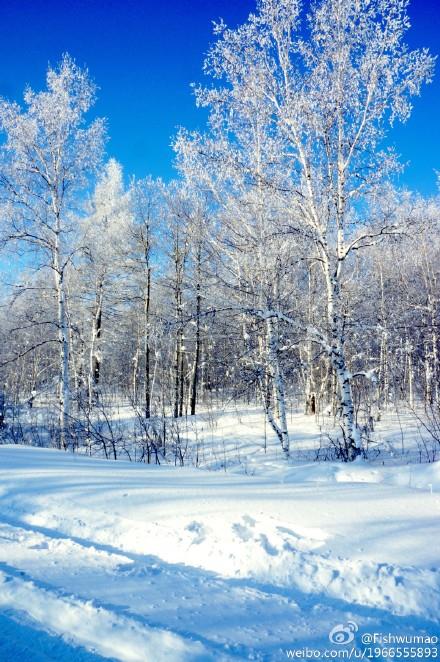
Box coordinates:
[190,261,202,416]
[406,337,414,409]
[378,266,389,413]
[53,231,70,450]
[331,344,360,460]
[325,264,360,461]
[144,266,152,418]
[88,279,103,409]
[174,326,182,419]
[265,317,289,455]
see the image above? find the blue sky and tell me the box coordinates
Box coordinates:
[0,0,438,194]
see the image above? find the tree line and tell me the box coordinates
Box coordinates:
[0,0,438,462]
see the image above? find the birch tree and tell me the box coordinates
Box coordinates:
[177,0,434,460]
[128,176,161,416]
[80,159,130,408]
[0,54,105,448]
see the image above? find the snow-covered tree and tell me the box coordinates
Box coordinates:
[177,0,434,460]
[79,159,131,407]
[0,54,105,447]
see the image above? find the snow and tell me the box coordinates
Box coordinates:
[0,568,207,662]
[0,610,104,661]
[0,409,439,660]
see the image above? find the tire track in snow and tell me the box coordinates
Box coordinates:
[1,517,438,662]
[0,519,303,660]
[20,502,440,623]
[0,609,108,661]
[0,564,215,662]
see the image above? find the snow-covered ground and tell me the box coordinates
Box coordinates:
[0,408,439,660]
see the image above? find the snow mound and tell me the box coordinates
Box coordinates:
[282,459,440,491]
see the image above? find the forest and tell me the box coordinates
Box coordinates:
[0,0,438,466]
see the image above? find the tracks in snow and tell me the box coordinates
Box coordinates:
[0,565,210,662]
[0,516,438,661]
[0,519,303,660]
